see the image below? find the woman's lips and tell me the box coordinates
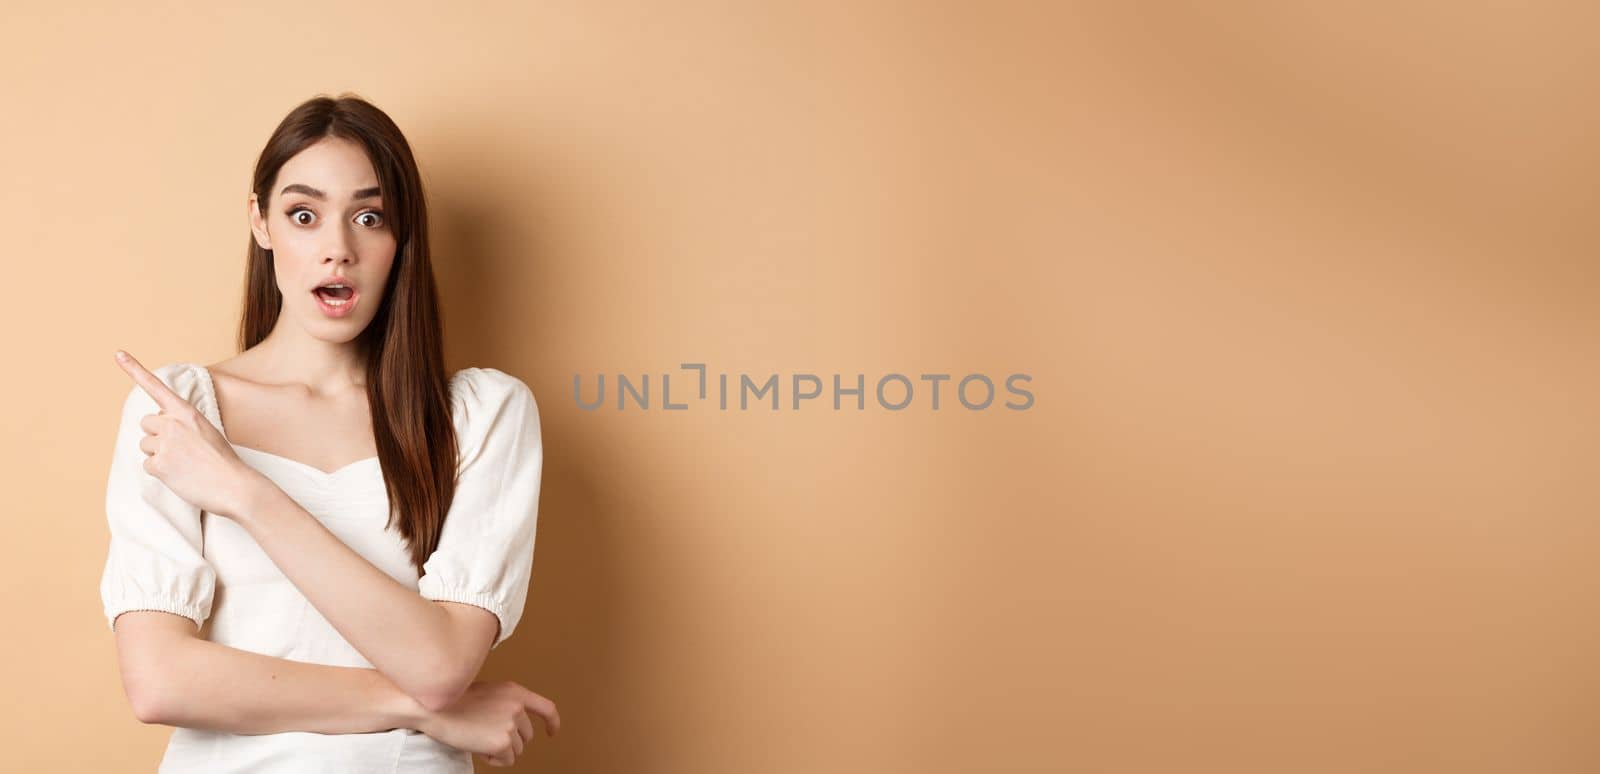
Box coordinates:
[312,287,360,318]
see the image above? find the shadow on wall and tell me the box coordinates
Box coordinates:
[425,129,623,771]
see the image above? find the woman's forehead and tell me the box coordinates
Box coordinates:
[278,137,380,194]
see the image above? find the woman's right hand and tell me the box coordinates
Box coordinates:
[416,681,561,767]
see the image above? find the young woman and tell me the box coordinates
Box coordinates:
[98,94,559,772]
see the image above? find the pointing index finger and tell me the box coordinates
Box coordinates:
[114,351,186,413]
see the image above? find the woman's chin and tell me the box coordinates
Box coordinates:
[301,310,372,341]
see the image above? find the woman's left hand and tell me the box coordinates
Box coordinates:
[114,350,266,520]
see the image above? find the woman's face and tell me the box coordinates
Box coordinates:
[248,136,396,343]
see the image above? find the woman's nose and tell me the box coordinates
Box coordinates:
[323,225,356,263]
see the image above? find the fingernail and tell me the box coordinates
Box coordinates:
[114,350,126,361]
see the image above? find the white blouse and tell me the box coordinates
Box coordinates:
[98,362,545,773]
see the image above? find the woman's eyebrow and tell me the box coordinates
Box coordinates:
[279,183,382,200]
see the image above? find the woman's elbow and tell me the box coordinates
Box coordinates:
[127,684,171,725]
[409,668,474,713]
[403,613,493,711]
[118,653,183,724]
[403,647,483,712]
[412,684,464,713]
[119,664,176,725]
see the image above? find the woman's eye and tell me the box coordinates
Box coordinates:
[288,208,316,226]
[357,211,384,228]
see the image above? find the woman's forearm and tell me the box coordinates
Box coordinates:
[230,478,492,710]
[140,632,427,735]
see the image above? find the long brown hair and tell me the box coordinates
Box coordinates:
[240,93,457,572]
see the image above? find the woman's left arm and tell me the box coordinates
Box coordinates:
[233,481,498,711]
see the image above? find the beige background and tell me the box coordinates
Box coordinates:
[2,2,1596,772]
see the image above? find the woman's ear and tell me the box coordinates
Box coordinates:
[247,193,271,250]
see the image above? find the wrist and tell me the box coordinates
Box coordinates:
[228,466,281,524]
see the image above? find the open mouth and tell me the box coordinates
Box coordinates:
[312,284,359,317]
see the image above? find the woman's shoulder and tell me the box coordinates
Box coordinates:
[449,366,538,415]
[451,366,532,396]
[448,367,540,449]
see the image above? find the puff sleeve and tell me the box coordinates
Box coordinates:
[418,368,544,649]
[98,363,217,632]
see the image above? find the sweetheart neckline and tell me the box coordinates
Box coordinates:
[230,443,382,478]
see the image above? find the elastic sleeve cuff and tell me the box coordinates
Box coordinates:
[419,586,512,648]
[105,595,207,632]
